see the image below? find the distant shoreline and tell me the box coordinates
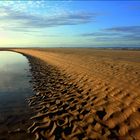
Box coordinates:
[0,47,140,51]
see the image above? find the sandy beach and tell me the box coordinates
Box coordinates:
[10,48,140,139]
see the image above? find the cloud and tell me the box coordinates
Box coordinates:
[0,1,47,11]
[105,26,140,33]
[80,26,140,37]
[122,34,140,41]
[80,25,140,42]
[80,32,121,37]
[24,12,96,28]
[0,6,96,32]
[104,26,140,41]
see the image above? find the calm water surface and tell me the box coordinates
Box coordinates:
[0,51,34,139]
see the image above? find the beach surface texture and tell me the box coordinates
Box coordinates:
[12,48,140,140]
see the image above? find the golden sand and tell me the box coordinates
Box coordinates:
[11,48,140,140]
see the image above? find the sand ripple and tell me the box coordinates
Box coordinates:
[12,49,140,140]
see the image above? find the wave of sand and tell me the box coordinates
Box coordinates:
[12,48,140,140]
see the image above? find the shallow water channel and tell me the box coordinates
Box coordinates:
[0,51,34,139]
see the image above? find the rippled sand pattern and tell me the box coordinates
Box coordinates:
[12,49,140,140]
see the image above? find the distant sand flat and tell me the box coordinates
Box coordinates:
[12,48,140,139]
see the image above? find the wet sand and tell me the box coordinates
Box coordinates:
[11,48,140,139]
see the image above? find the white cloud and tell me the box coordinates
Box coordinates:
[0,6,96,32]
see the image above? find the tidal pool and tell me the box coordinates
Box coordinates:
[0,51,34,139]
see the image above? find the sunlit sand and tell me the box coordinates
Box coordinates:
[8,48,140,139]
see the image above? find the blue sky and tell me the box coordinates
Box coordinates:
[0,0,140,48]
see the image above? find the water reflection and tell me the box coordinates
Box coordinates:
[0,51,33,139]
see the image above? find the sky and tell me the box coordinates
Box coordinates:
[0,0,140,48]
